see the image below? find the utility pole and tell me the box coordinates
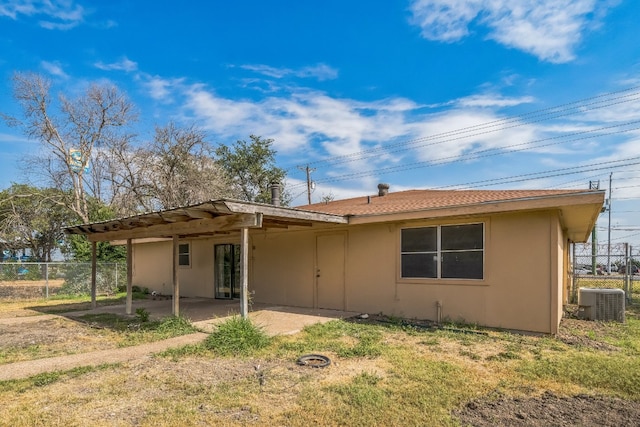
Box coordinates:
[590,180,600,275]
[607,173,612,274]
[298,165,316,205]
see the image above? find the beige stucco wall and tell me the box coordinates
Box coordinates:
[132,236,235,298]
[131,209,566,334]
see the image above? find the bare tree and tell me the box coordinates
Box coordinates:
[101,122,235,213]
[144,122,234,209]
[4,72,137,223]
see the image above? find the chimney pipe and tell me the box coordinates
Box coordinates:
[378,183,390,197]
[270,182,281,207]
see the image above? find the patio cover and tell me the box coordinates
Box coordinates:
[64,199,347,318]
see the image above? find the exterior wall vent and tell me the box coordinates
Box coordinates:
[577,288,625,322]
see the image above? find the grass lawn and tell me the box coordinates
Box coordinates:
[0,296,639,426]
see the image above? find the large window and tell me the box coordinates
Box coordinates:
[178,243,191,267]
[401,223,484,280]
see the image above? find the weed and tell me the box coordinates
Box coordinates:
[155,315,197,338]
[204,316,270,356]
[158,344,207,360]
[135,307,150,322]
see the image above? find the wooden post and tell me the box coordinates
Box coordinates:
[91,241,97,309]
[126,238,133,315]
[172,235,180,316]
[240,227,249,319]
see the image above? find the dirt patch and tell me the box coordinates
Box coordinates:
[454,391,640,426]
[0,279,65,287]
[0,280,64,299]
[556,318,621,351]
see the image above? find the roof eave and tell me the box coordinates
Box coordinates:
[346,191,605,225]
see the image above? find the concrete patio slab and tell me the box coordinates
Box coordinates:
[63,298,358,336]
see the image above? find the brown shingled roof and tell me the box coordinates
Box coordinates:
[296,189,594,216]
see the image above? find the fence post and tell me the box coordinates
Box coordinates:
[627,245,636,304]
[45,262,49,299]
[115,262,119,291]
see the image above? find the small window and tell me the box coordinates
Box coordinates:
[401,223,484,280]
[178,243,191,267]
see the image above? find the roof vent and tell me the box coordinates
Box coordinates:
[378,183,390,196]
[270,182,281,207]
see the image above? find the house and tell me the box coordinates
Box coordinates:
[64,184,605,334]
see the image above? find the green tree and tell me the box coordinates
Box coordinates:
[215,135,288,204]
[63,200,126,262]
[0,184,74,262]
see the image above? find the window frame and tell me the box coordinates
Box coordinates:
[400,222,484,281]
[178,243,191,268]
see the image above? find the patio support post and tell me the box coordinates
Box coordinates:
[126,238,133,315]
[172,234,180,316]
[91,241,97,309]
[240,227,249,319]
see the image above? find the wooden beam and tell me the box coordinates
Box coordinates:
[222,201,348,223]
[183,208,215,219]
[240,227,249,319]
[264,218,313,227]
[172,235,180,316]
[126,238,133,315]
[88,213,263,242]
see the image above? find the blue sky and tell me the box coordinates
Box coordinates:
[1,0,640,247]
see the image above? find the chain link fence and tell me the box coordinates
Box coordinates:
[0,262,126,299]
[571,243,638,304]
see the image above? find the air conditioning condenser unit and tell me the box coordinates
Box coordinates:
[577,288,625,322]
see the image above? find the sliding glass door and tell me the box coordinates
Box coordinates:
[214,244,241,299]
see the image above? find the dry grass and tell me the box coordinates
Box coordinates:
[0,297,639,426]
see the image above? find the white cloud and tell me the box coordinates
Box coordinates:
[409,0,612,63]
[94,57,138,72]
[240,63,339,81]
[0,0,86,30]
[143,76,179,102]
[40,60,68,78]
[456,93,535,108]
[138,71,640,216]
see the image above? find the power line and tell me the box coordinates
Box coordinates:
[289,123,640,188]
[433,157,640,190]
[285,85,640,172]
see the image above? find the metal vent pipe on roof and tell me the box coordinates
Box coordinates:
[270,182,282,206]
[378,183,390,196]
